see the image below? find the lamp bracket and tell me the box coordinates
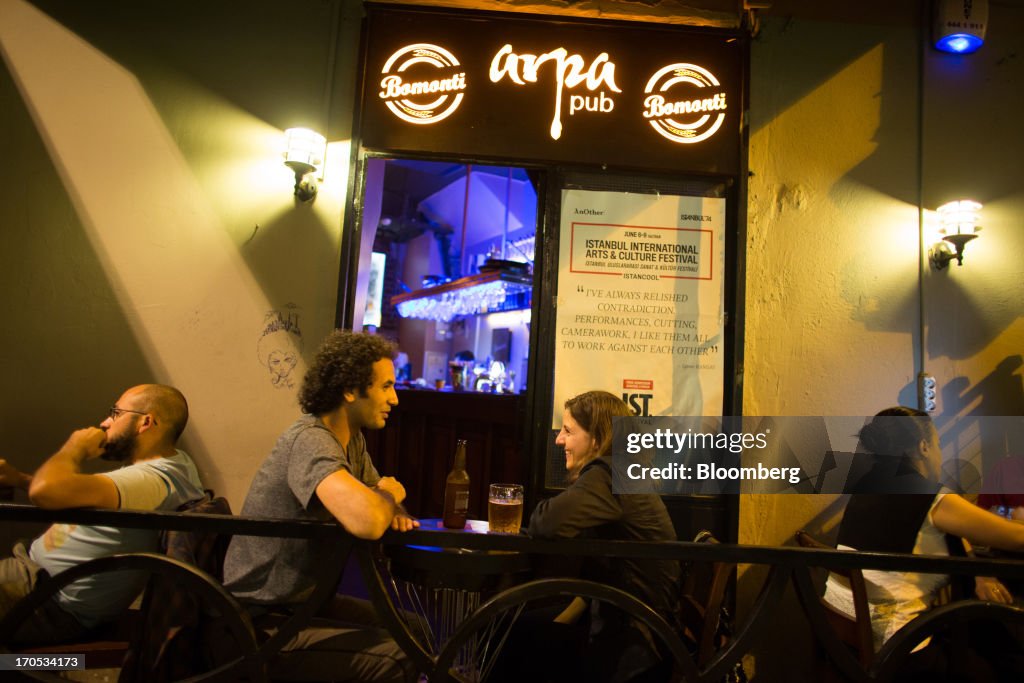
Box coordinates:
[286,160,318,202]
[930,233,978,269]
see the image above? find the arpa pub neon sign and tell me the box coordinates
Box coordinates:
[378,40,729,146]
[489,44,621,140]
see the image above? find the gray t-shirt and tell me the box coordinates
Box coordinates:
[223,415,380,604]
[29,450,204,626]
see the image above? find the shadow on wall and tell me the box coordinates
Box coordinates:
[0,64,155,455]
[894,357,1023,493]
[0,63,157,550]
[750,16,899,140]
[27,0,358,137]
[0,0,362,509]
[23,0,357,326]
[921,7,1024,363]
[755,12,1023,372]
[951,355,1024,416]
[934,356,1024,487]
[926,268,1023,360]
[749,15,922,361]
[835,23,921,340]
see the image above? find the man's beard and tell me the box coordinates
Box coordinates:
[101,432,137,462]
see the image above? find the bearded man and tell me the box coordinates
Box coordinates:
[0,384,204,645]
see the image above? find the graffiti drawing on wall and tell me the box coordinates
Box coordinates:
[258,304,303,389]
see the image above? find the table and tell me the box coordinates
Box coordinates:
[381,519,532,681]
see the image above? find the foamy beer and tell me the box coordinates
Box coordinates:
[488,483,524,534]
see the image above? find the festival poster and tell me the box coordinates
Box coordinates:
[552,189,725,426]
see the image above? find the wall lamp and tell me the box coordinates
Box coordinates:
[283,128,326,202]
[930,199,981,269]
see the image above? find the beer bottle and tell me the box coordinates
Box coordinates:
[442,439,470,529]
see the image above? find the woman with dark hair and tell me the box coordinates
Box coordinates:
[825,407,1024,680]
[845,406,944,494]
[525,390,680,683]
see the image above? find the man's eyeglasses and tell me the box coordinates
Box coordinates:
[108,406,148,421]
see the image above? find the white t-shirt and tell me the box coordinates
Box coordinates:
[29,450,204,627]
[823,493,950,651]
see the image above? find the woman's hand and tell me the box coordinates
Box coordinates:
[975,576,1014,604]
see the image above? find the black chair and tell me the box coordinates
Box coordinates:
[677,530,745,680]
[0,493,264,682]
[795,529,874,674]
[120,493,264,681]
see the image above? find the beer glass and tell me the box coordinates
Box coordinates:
[488,483,524,534]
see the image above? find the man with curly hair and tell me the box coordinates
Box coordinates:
[224,330,418,682]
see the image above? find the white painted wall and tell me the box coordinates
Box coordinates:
[0,0,362,512]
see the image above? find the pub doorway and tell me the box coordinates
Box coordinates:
[344,155,544,521]
[338,2,748,542]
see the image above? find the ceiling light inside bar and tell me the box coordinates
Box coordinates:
[396,280,532,322]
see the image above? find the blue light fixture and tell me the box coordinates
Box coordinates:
[935,33,983,54]
[933,1,988,54]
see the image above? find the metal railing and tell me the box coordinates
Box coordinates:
[2,504,1023,682]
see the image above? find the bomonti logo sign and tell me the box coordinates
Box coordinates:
[378,43,467,125]
[643,63,728,144]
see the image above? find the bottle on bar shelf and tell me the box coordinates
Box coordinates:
[442,439,470,529]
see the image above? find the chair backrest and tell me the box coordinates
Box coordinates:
[678,530,735,667]
[161,493,233,580]
[119,492,234,682]
[795,529,874,668]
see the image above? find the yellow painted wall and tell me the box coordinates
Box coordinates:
[742,5,1024,679]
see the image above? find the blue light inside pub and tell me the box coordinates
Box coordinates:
[935,33,984,54]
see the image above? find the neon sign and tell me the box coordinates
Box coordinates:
[363,7,743,174]
[376,44,731,147]
[643,63,727,144]
[488,44,621,140]
[378,43,467,125]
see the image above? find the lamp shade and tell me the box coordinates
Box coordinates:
[283,128,326,173]
[937,199,982,237]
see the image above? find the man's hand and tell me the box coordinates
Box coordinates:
[391,513,420,532]
[28,428,119,509]
[0,459,31,490]
[317,470,405,540]
[64,428,108,462]
[975,576,1014,604]
[375,476,407,506]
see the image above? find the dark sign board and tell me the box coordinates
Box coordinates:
[359,5,745,175]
